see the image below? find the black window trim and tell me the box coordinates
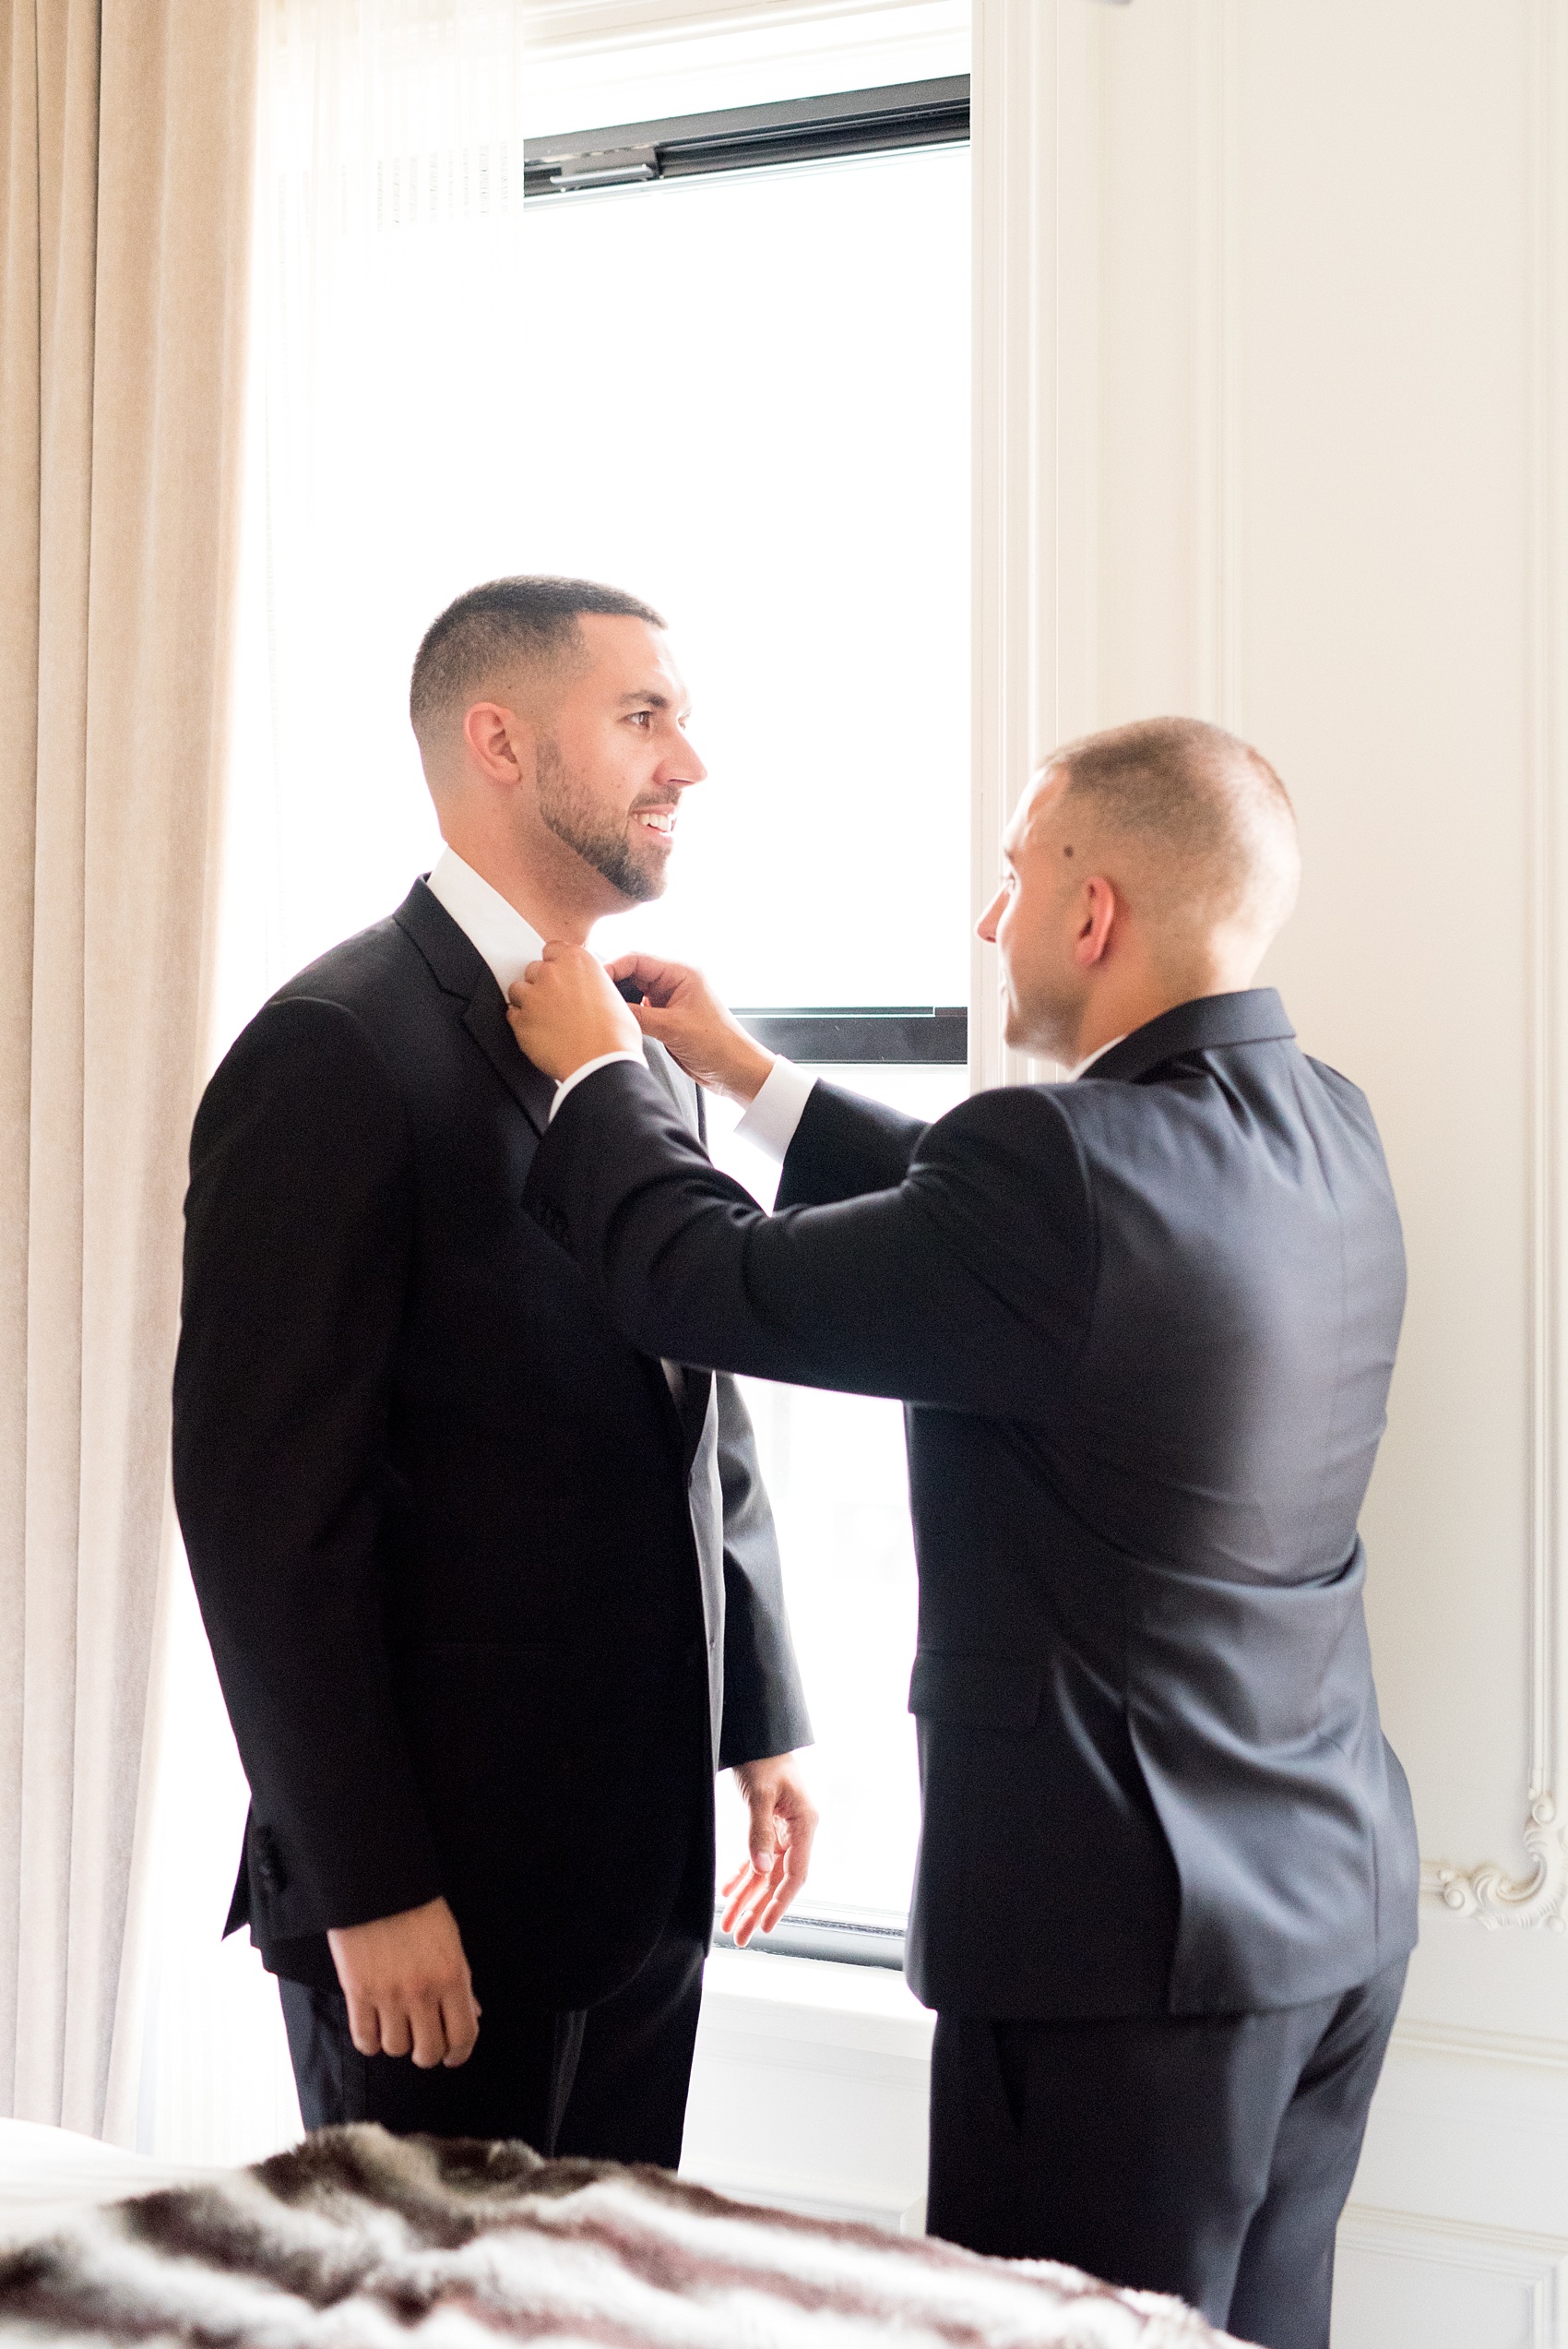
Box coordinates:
[732,1008,968,1067]
[713,1906,907,1971]
[524,75,970,197]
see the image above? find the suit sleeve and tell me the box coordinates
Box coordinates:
[172,996,443,1938]
[775,1079,928,1208]
[693,1063,814,1763]
[712,1375,814,1768]
[524,1061,1095,1417]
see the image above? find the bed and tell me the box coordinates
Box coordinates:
[0,2117,1248,2343]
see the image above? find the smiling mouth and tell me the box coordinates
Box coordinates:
[636,809,677,839]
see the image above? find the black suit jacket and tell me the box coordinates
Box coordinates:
[172,880,810,2009]
[523,989,1420,2019]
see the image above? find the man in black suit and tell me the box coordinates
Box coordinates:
[505,717,1419,2349]
[172,576,814,2164]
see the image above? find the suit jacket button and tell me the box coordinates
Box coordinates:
[254,1835,286,1894]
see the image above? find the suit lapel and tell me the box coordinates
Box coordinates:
[678,1365,714,1476]
[394,878,555,1136]
[643,1040,715,1474]
[397,876,708,1468]
[463,981,555,1137]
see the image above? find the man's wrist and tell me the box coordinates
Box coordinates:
[718,1034,778,1106]
[551,1050,644,1119]
[734,1056,816,1163]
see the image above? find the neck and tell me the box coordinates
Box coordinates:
[1066,959,1258,1066]
[441,827,610,947]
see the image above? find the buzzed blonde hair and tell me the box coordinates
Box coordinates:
[1045,716,1300,964]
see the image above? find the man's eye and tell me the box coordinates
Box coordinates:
[628,710,651,728]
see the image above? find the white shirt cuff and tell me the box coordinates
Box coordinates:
[733,1055,816,1165]
[550,1051,645,1120]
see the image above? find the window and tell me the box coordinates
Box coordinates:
[216,64,971,1967]
[517,91,972,1957]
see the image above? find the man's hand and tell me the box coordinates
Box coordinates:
[606,956,776,1105]
[506,943,642,1081]
[722,1754,818,1946]
[327,1895,481,2069]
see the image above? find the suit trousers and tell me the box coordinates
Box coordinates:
[925,1956,1407,2349]
[279,1904,707,2169]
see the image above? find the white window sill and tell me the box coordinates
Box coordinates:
[681,1948,934,2232]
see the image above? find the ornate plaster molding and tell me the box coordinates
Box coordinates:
[977,0,1568,1934]
[1421,1802,1568,1934]
[1419,0,1568,1938]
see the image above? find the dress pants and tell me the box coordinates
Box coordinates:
[926,1956,1406,2349]
[279,1905,707,2169]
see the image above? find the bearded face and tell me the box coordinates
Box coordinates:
[534,733,675,905]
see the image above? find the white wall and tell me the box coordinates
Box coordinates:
[977,3,1568,2340]
[674,7,1568,2347]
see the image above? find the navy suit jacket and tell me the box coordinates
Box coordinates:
[523,988,1420,2018]
[173,880,810,2009]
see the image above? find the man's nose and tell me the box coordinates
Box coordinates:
[977,886,1006,942]
[668,741,707,788]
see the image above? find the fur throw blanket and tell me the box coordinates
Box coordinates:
[0,2123,1246,2345]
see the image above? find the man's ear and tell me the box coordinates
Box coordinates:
[1074,876,1118,970]
[462,700,529,789]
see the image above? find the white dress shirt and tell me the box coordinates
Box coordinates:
[540,957,1128,1168]
[426,848,653,1119]
[1068,1033,1127,1080]
[423,847,682,1389]
[707,1031,1131,1170]
[425,845,546,995]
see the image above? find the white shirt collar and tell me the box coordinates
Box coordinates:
[1068,1032,1128,1080]
[424,847,544,997]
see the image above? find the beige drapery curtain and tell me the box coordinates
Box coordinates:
[0,0,257,2134]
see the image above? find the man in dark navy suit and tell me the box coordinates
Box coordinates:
[173,578,814,2164]
[505,717,1418,2349]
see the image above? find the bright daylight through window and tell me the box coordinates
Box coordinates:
[216,46,971,1952]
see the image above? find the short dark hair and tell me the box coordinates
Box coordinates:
[409,575,666,740]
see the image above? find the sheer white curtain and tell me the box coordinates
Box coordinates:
[134,0,528,2164]
[0,0,258,2146]
[217,0,527,1041]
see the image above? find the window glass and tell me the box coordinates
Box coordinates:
[709,1064,968,1926]
[527,147,972,1009]
[220,123,971,1939]
[220,140,969,1031]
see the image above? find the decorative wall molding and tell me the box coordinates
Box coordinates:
[968,0,1096,1092]
[1337,2205,1568,2344]
[978,0,1568,1932]
[1421,1809,1567,1934]
[1191,0,1241,733]
[1418,0,1568,1936]
[1390,2016,1568,2073]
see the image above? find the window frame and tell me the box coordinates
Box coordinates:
[733,1009,968,1066]
[524,76,969,197]
[527,73,974,1976]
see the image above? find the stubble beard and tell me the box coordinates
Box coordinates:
[1005,967,1081,1065]
[535,735,667,906]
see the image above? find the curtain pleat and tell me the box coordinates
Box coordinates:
[0,0,258,2135]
